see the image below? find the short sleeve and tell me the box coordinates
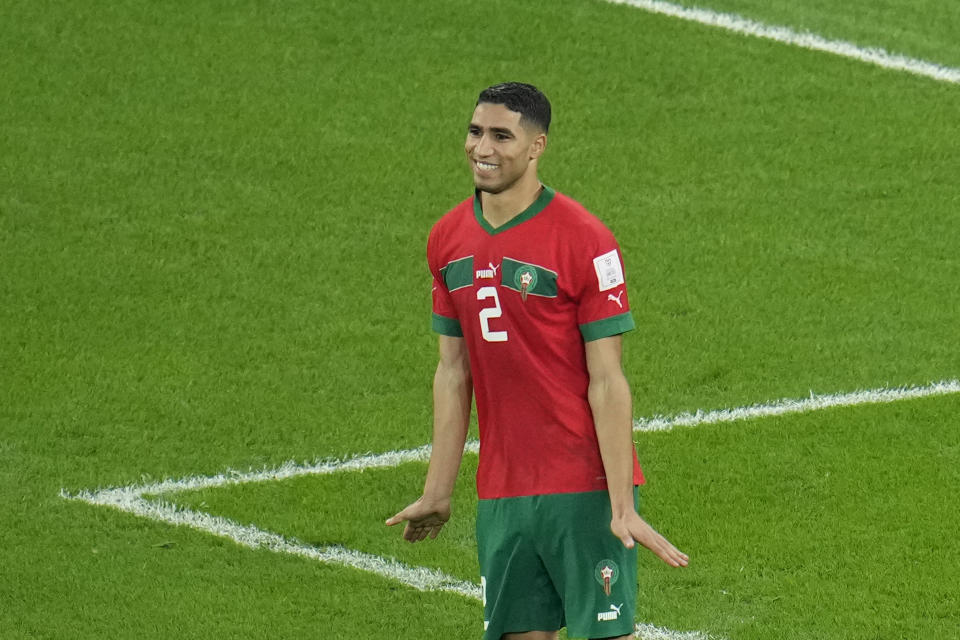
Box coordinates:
[427,225,463,337]
[576,240,635,342]
[431,273,463,336]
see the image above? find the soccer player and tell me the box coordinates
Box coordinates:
[387,82,688,640]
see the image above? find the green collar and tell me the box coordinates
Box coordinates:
[473,186,556,235]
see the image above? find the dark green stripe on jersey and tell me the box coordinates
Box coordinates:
[432,313,463,337]
[440,256,474,292]
[501,258,558,298]
[580,312,635,342]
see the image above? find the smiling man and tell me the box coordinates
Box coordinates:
[387,82,688,640]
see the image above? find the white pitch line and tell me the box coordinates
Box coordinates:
[87,441,481,499]
[606,0,960,84]
[60,492,483,600]
[633,379,960,432]
[636,623,712,640]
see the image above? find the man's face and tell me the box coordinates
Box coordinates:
[465,102,545,194]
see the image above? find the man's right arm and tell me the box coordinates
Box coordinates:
[385,334,472,542]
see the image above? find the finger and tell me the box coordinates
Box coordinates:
[661,551,682,568]
[639,537,679,565]
[654,541,688,568]
[650,544,678,567]
[662,540,687,564]
[407,525,423,543]
[387,505,417,527]
[630,525,687,567]
[385,513,403,526]
[403,523,418,542]
[670,545,689,564]
[665,550,688,568]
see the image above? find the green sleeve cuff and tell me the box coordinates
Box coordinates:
[431,313,463,337]
[579,312,635,342]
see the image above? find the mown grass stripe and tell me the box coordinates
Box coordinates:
[606,0,960,84]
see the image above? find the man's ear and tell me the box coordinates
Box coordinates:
[529,133,547,160]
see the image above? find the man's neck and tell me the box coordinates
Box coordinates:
[479,176,544,229]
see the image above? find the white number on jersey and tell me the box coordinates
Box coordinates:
[476,286,508,342]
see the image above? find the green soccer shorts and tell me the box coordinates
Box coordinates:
[476,488,639,639]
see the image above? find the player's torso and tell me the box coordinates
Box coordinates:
[435,197,585,367]
[430,188,644,499]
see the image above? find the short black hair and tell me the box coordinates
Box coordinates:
[477,82,551,133]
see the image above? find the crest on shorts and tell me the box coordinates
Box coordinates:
[514,265,538,301]
[594,559,620,596]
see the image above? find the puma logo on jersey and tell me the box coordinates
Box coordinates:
[476,262,501,279]
[607,291,624,308]
[597,604,624,621]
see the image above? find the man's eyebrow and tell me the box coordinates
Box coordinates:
[467,123,516,136]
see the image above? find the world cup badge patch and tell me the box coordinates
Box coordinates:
[595,560,620,596]
[514,266,538,301]
[593,249,624,292]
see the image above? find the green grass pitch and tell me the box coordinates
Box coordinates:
[2,0,959,638]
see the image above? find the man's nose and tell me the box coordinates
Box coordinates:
[475,133,494,157]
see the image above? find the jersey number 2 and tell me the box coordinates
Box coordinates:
[476,286,508,342]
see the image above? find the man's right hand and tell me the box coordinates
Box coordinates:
[385,496,451,543]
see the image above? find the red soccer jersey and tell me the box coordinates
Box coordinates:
[428,186,645,500]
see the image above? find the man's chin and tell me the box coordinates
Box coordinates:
[473,179,506,195]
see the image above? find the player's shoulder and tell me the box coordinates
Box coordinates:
[548,189,617,242]
[427,194,474,262]
[431,195,474,232]
[429,195,473,244]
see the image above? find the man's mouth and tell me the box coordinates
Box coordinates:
[475,160,498,171]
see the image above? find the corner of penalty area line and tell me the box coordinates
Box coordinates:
[54,457,724,640]
[56,380,957,640]
[55,380,958,640]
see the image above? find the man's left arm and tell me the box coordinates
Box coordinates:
[586,335,689,568]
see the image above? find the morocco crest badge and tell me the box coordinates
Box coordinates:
[594,560,620,596]
[514,266,538,302]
